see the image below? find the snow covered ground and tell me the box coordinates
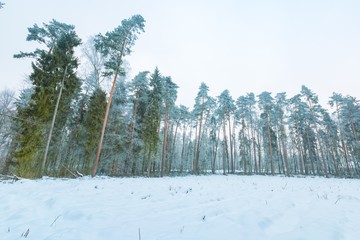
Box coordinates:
[1,175,360,240]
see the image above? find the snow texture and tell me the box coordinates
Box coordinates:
[1,175,360,240]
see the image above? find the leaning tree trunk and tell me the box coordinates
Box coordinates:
[42,65,68,175]
[92,43,127,177]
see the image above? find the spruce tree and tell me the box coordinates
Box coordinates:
[82,89,107,175]
[143,67,162,176]
[126,71,150,175]
[14,20,81,177]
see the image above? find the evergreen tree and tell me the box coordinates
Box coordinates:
[275,92,290,176]
[160,76,178,177]
[143,68,163,176]
[245,93,259,174]
[178,105,191,173]
[92,15,145,177]
[288,94,308,175]
[0,89,15,173]
[102,78,129,175]
[82,89,107,175]
[14,20,81,177]
[236,95,249,174]
[258,91,276,175]
[301,85,328,177]
[320,108,340,176]
[337,95,360,173]
[217,90,236,174]
[193,83,211,174]
[329,93,351,175]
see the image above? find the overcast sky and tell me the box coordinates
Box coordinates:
[1,0,360,108]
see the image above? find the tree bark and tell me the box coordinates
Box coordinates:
[241,119,246,174]
[160,102,169,177]
[194,98,204,174]
[266,112,274,176]
[280,116,290,176]
[42,65,68,174]
[228,116,234,173]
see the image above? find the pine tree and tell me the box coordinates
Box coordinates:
[236,95,249,174]
[275,92,290,176]
[301,85,328,177]
[217,90,236,174]
[258,91,276,175]
[288,94,308,175]
[160,76,178,177]
[329,93,351,175]
[103,78,128,175]
[336,95,360,174]
[178,105,191,173]
[193,83,211,174]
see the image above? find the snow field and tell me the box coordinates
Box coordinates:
[1,175,360,240]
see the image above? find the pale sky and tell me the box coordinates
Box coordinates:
[1,0,360,108]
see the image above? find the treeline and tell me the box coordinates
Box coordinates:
[1,16,360,178]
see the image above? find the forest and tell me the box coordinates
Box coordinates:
[1,15,360,179]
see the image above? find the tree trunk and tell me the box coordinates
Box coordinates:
[228,116,234,173]
[257,130,262,173]
[169,121,179,174]
[160,102,169,177]
[147,147,152,177]
[180,124,187,173]
[241,119,246,174]
[305,125,316,175]
[222,123,228,175]
[195,101,204,174]
[42,65,68,174]
[266,112,274,175]
[280,116,290,176]
[250,114,258,174]
[295,117,305,174]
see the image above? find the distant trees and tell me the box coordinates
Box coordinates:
[0,89,15,172]
[3,15,360,179]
